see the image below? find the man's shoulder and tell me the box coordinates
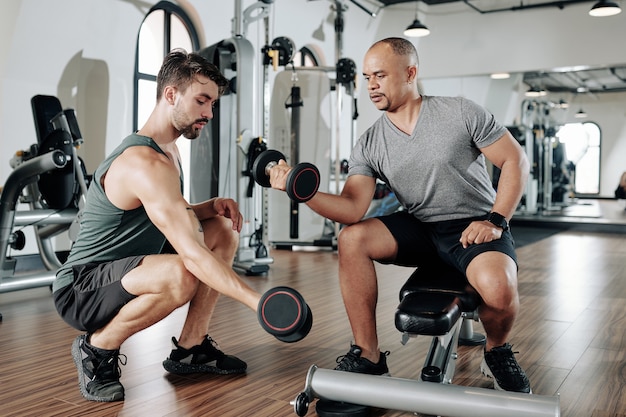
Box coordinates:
[115,134,166,160]
[115,145,170,175]
[120,133,161,150]
[424,95,467,105]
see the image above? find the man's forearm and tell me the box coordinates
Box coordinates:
[492,159,530,219]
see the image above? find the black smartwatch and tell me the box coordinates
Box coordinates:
[487,212,509,231]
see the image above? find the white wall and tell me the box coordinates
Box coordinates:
[1,0,625,197]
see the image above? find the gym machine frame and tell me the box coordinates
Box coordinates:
[268,0,361,249]
[516,99,572,215]
[1,96,88,320]
[193,0,276,275]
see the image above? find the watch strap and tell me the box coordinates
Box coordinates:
[487,212,509,231]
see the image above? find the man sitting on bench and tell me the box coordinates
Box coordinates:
[268,37,531,393]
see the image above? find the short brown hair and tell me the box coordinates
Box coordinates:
[156,48,229,100]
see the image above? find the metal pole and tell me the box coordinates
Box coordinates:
[288,86,302,239]
[0,271,57,294]
[233,0,243,37]
[303,366,560,417]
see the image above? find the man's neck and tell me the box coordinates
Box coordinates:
[386,95,422,135]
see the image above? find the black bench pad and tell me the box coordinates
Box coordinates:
[395,262,481,336]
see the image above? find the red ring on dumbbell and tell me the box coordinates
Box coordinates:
[288,163,320,203]
[259,289,303,333]
[258,286,313,343]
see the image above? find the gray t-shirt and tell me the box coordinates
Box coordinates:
[349,95,506,222]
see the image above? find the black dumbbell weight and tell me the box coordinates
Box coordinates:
[252,149,320,203]
[258,286,313,343]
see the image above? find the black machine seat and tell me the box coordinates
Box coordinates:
[30,94,87,210]
[395,262,481,336]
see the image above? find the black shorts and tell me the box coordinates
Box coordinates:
[53,256,143,333]
[377,211,517,274]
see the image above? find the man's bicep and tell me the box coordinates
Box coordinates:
[481,132,525,169]
[342,175,377,212]
[136,162,205,251]
[144,195,207,255]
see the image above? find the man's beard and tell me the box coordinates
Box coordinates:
[173,106,208,139]
[179,123,203,139]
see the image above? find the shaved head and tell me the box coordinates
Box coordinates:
[368,37,419,67]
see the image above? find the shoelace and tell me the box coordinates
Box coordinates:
[335,349,390,369]
[488,346,523,374]
[335,350,360,367]
[205,336,226,358]
[99,353,127,379]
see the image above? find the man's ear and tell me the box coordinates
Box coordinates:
[163,86,177,105]
[407,65,418,84]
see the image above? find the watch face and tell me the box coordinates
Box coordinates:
[489,213,508,230]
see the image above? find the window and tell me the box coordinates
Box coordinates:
[134,1,199,197]
[556,122,601,195]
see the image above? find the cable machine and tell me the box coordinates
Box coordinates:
[191,0,275,275]
[514,99,573,215]
[267,0,368,248]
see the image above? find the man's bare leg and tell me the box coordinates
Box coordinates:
[337,218,398,364]
[465,251,519,351]
[177,216,239,348]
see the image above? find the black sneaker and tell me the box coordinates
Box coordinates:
[334,344,390,375]
[316,345,390,415]
[480,343,531,393]
[162,335,247,375]
[71,334,126,402]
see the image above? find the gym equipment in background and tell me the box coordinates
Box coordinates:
[0,95,89,321]
[192,0,285,275]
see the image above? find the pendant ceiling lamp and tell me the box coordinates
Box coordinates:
[404,1,430,37]
[525,86,547,97]
[589,0,622,16]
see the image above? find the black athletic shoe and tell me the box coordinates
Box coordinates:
[162,335,247,375]
[334,344,390,375]
[71,334,126,402]
[481,343,532,393]
[319,344,390,414]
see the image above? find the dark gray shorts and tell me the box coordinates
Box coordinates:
[376,211,517,274]
[53,256,143,333]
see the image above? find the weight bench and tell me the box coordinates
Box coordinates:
[292,261,560,417]
[0,95,89,321]
[395,260,484,385]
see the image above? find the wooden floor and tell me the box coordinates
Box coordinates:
[1,212,626,416]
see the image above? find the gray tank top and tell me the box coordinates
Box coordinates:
[53,133,182,292]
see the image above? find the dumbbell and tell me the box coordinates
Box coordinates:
[252,149,320,203]
[258,286,313,343]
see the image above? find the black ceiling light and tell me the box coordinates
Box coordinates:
[404,1,430,37]
[589,0,622,16]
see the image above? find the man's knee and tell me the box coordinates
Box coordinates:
[475,273,519,315]
[338,223,368,248]
[167,260,200,305]
[338,219,397,262]
[467,254,518,311]
[203,216,239,252]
